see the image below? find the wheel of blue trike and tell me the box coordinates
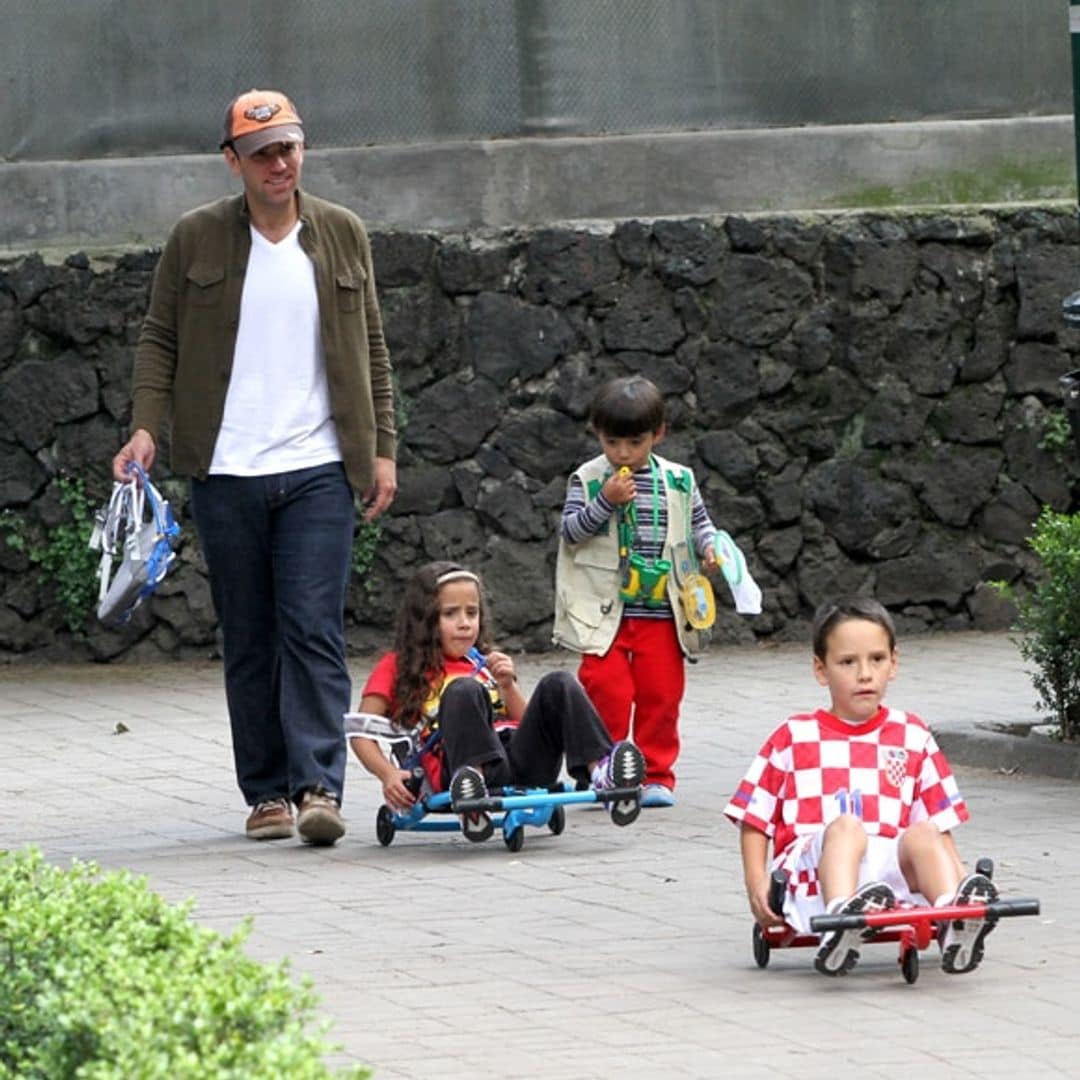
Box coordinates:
[548,805,566,835]
[376,805,396,847]
[504,826,525,852]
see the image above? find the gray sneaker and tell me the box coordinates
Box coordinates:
[591,742,646,826]
[296,789,345,846]
[939,872,999,974]
[814,881,896,976]
[449,766,494,842]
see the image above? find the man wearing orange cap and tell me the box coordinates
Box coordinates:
[113,89,397,847]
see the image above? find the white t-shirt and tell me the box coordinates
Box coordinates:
[210,221,342,475]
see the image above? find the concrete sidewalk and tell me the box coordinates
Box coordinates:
[0,631,1075,1079]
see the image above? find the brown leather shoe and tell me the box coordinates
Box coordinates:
[297,789,345,846]
[245,798,295,841]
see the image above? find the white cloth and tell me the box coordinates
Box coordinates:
[210,221,342,475]
[726,571,762,616]
[712,529,762,614]
[779,831,927,934]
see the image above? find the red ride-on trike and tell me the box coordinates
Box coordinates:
[751,857,1040,983]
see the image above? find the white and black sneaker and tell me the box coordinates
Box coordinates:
[449,765,493,843]
[814,881,896,976]
[940,872,999,974]
[591,741,646,827]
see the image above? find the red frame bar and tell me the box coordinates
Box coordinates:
[810,897,1039,935]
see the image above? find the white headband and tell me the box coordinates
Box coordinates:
[435,570,480,587]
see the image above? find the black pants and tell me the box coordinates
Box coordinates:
[437,672,612,788]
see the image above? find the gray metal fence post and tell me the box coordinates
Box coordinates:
[1062,4,1080,457]
[1063,2,1080,328]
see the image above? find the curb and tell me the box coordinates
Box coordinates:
[934,726,1080,781]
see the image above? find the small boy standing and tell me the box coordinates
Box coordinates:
[554,375,758,807]
[724,596,999,976]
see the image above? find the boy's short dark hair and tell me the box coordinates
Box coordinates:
[589,375,665,437]
[812,596,896,659]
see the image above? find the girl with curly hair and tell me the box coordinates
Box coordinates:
[350,561,645,840]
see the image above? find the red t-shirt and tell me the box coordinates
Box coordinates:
[361,650,505,726]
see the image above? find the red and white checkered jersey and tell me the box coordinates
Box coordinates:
[724,705,969,860]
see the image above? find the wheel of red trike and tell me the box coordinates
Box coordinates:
[901,945,919,984]
[752,923,771,968]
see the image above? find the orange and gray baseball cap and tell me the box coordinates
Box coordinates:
[220,89,304,155]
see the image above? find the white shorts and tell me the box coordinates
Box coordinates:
[774,830,926,935]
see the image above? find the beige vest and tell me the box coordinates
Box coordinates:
[553,452,711,658]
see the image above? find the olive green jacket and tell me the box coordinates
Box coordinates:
[131,190,395,493]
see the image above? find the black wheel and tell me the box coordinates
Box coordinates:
[375,805,395,847]
[975,856,994,880]
[504,827,525,853]
[548,805,566,836]
[901,946,919,984]
[752,924,771,969]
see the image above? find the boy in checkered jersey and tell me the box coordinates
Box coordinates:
[724,597,998,977]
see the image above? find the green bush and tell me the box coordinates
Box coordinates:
[0,477,101,634]
[997,507,1080,742]
[1038,408,1074,462]
[352,520,382,581]
[0,849,369,1080]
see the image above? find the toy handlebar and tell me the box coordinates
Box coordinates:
[344,712,412,745]
[404,766,425,797]
[768,870,787,915]
[811,897,1040,933]
[344,711,441,777]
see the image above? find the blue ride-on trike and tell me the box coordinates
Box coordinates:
[345,712,643,852]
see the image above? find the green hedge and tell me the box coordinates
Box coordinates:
[0,849,369,1079]
[1010,508,1080,742]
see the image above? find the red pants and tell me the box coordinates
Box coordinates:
[578,617,685,790]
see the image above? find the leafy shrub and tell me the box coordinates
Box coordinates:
[996,507,1080,742]
[1038,407,1074,462]
[32,478,102,634]
[352,520,382,581]
[0,477,100,634]
[0,849,369,1080]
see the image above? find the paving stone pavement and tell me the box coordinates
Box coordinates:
[1,631,1075,1080]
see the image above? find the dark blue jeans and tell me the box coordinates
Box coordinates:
[190,462,354,807]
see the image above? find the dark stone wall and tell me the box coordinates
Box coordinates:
[1,208,1078,663]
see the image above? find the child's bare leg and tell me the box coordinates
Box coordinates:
[941,830,967,880]
[818,814,868,905]
[898,821,961,903]
[813,816,895,977]
[900,824,999,974]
